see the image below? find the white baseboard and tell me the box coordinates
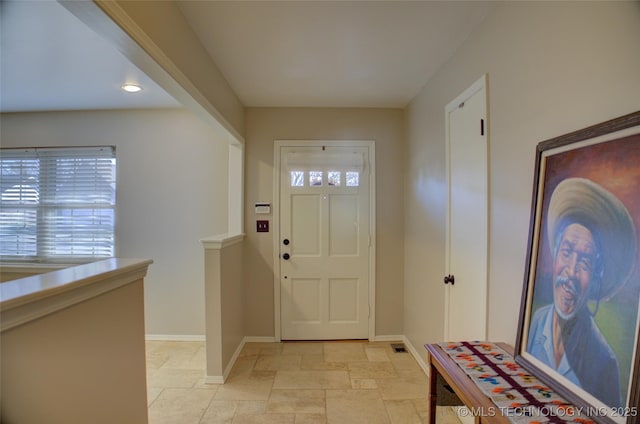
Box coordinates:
[371,335,429,376]
[205,375,224,384]
[222,337,248,382]
[204,338,246,385]
[400,335,430,376]
[244,336,277,343]
[372,334,404,342]
[145,334,206,342]
[204,336,276,384]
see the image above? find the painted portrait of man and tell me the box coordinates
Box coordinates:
[527,178,636,407]
[523,130,640,411]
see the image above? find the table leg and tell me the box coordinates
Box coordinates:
[428,358,438,424]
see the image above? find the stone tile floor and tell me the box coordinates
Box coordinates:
[146,340,462,424]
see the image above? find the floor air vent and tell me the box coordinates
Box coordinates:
[390,343,407,353]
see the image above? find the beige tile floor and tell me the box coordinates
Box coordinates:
[146,340,462,424]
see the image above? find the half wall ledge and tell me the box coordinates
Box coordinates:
[0,258,153,331]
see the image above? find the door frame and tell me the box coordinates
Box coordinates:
[273,140,376,342]
[444,74,489,340]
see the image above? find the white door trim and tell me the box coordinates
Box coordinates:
[444,74,489,341]
[273,140,376,341]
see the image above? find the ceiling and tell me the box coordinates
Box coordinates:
[0,0,181,113]
[1,0,496,113]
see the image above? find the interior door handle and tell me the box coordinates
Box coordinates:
[443,274,455,285]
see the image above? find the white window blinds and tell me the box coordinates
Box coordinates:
[0,146,116,260]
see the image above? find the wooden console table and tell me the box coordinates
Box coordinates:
[425,342,514,424]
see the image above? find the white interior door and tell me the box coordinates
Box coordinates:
[278,144,371,340]
[445,76,488,341]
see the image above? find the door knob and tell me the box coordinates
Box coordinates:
[282,253,290,260]
[443,274,455,285]
[283,238,290,245]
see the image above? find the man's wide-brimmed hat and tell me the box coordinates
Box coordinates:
[546,177,637,301]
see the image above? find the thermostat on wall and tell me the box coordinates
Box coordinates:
[255,202,271,214]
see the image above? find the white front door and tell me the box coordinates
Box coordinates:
[277,143,372,340]
[445,76,489,341]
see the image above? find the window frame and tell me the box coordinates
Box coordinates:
[0,146,116,263]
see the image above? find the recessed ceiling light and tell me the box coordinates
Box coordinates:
[121,84,142,93]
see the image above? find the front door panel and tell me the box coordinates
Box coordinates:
[280,145,370,340]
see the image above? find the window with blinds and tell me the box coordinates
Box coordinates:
[0,146,116,261]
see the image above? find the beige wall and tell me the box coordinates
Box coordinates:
[1,109,229,336]
[244,108,405,337]
[404,1,640,353]
[2,279,148,423]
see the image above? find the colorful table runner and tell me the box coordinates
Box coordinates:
[438,341,595,424]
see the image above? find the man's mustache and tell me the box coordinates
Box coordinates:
[555,275,581,298]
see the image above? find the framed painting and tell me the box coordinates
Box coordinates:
[515,111,640,424]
